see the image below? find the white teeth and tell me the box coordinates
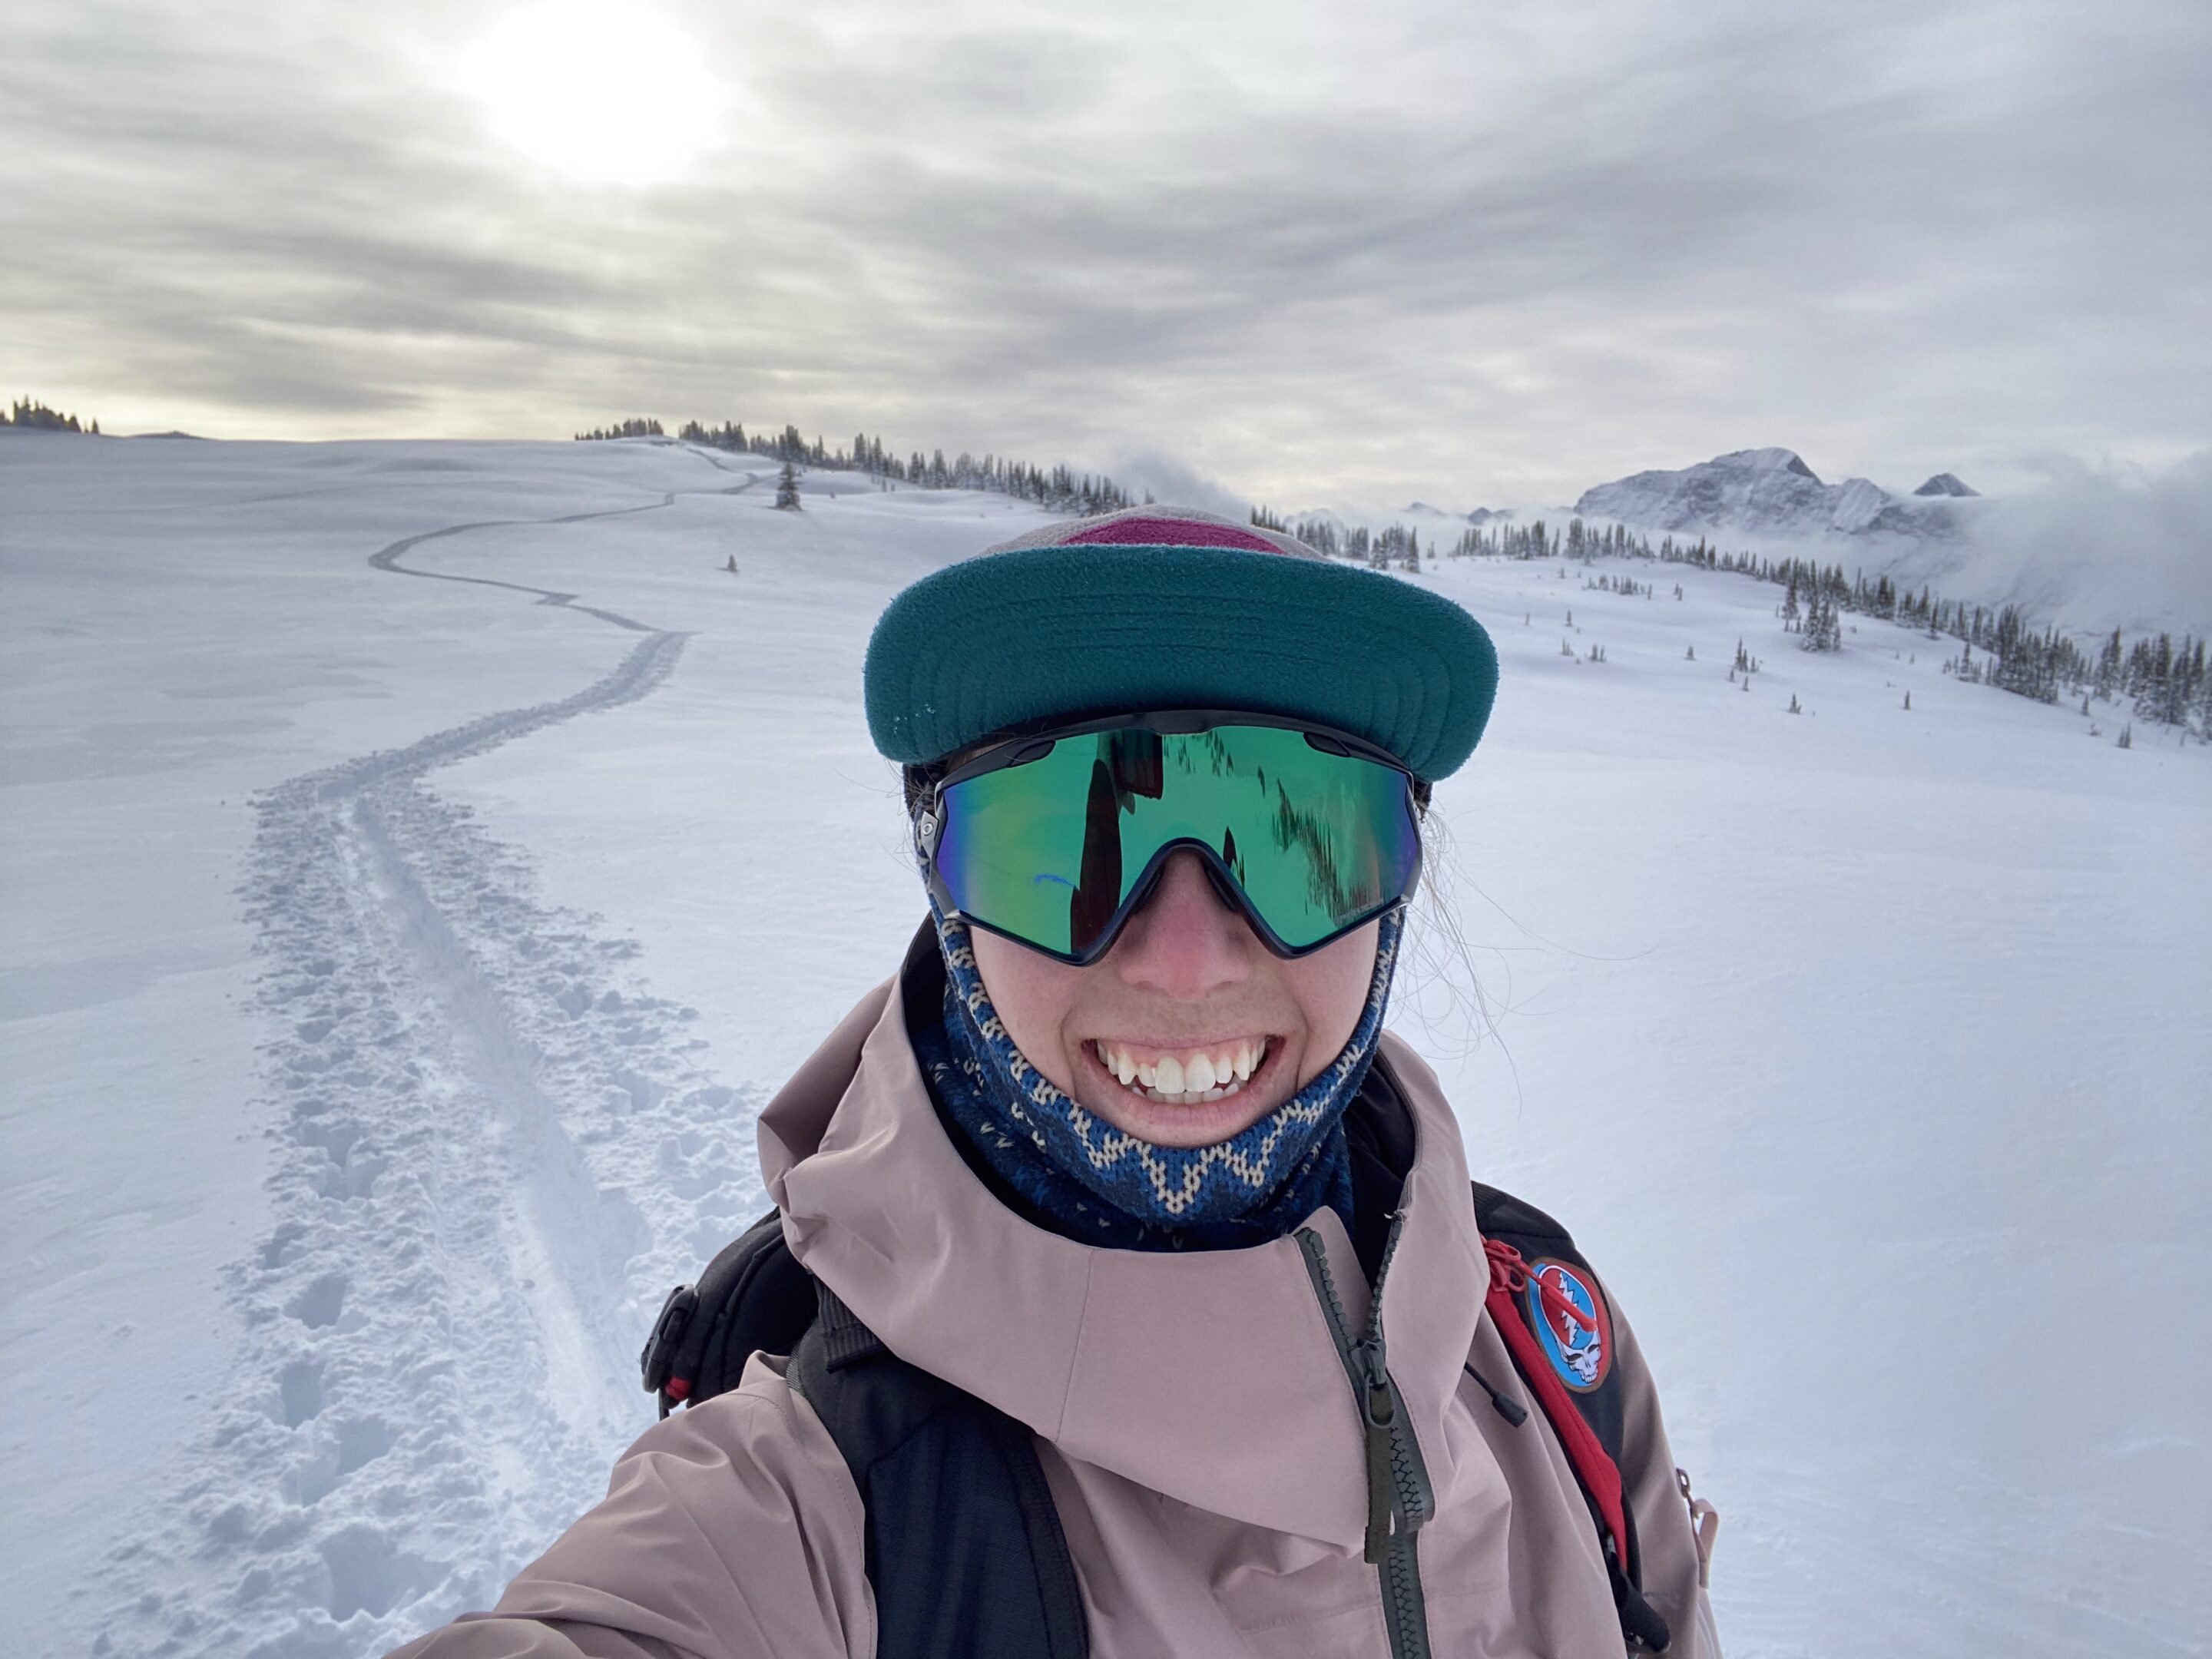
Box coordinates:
[1095,1040,1266,1105]
[1096,1042,1134,1085]
[1136,1078,1244,1105]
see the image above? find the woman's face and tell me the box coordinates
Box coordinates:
[968,849,1379,1148]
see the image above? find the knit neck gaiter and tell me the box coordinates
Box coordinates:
[910,904,1403,1252]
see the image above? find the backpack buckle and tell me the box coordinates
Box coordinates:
[640,1283,700,1404]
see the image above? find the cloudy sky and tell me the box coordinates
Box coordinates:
[5,0,2207,506]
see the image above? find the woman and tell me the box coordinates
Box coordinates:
[396,507,1719,1657]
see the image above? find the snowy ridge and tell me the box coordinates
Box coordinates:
[1913,472,1979,498]
[95,505,764,1659]
[1572,448,1971,542]
[1287,448,2206,636]
[1561,446,2211,635]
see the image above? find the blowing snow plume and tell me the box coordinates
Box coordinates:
[1101,449,1250,522]
[1945,451,2212,637]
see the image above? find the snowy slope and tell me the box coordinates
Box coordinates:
[2,435,2206,1659]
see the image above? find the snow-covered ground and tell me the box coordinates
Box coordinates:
[2,432,2205,1658]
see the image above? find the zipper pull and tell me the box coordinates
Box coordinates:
[1359,1342,1396,1563]
[1485,1236,1526,1295]
[1463,1361,1529,1426]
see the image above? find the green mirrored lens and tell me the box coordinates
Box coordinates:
[932,724,1419,959]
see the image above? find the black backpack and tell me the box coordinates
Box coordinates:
[639,1186,1670,1657]
[639,1209,1085,1657]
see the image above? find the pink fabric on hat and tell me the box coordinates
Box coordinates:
[1061,516,1283,551]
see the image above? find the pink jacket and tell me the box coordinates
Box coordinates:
[393,967,1720,1657]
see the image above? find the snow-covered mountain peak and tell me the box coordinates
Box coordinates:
[1723,446,1823,482]
[1915,472,1980,498]
[1829,476,1895,533]
[1572,448,1967,544]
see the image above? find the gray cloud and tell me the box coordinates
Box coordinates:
[3,0,2206,515]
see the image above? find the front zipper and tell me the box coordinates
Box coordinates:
[1297,1217,1435,1659]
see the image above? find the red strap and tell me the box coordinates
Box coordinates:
[1484,1240,1630,1561]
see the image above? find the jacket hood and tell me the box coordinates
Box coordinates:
[757,941,1493,1554]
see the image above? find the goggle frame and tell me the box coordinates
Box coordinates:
[913,707,1424,966]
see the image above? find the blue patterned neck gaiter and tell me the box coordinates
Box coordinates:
[911,904,1403,1252]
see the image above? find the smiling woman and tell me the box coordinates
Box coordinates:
[457,0,727,186]
[393,505,1721,1659]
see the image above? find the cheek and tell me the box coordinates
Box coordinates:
[968,931,1082,1089]
[1284,922,1379,1061]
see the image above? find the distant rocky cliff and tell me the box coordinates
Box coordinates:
[1575,448,1979,541]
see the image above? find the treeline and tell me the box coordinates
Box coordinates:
[1667,539,2204,736]
[1449,516,1643,562]
[578,416,1142,516]
[2070,628,2204,730]
[579,419,2209,740]
[5,397,99,434]
[1251,507,1429,571]
[1442,510,2210,740]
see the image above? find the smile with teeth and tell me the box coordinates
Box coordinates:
[1091,1038,1270,1106]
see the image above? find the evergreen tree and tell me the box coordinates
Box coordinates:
[1801,591,1841,652]
[575,416,662,440]
[5,397,95,432]
[774,461,802,511]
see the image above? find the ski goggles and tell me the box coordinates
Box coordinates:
[915,710,1423,965]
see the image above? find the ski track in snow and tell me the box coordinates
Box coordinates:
[95,493,769,1659]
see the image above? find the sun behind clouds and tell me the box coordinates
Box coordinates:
[459,1,728,186]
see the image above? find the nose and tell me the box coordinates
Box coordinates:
[1108,849,1254,999]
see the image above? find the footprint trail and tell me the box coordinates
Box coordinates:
[95,496,767,1658]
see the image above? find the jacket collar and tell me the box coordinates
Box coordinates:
[757,935,1488,1551]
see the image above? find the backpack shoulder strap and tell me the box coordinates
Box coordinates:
[790,1281,1088,1659]
[1473,1181,1673,1654]
[641,1222,1088,1659]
